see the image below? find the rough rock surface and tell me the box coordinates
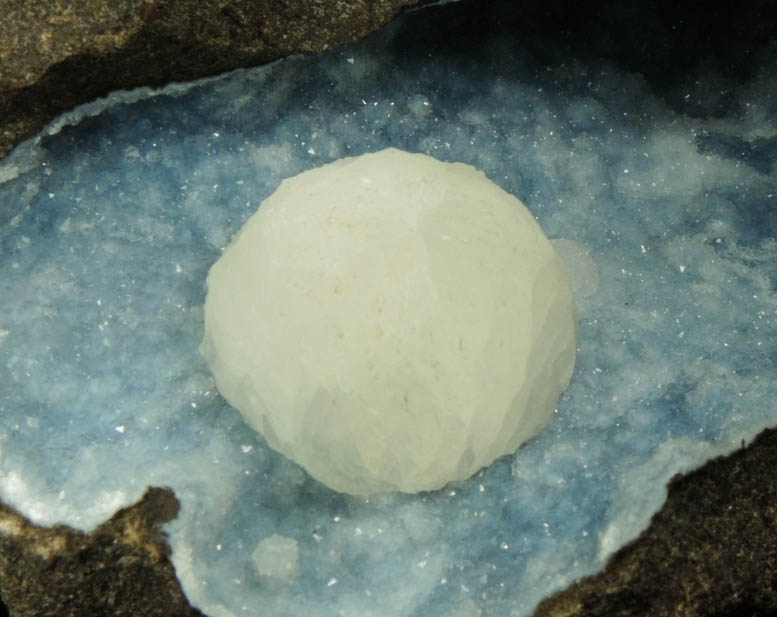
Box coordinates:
[2,430,775,616]
[0,0,428,161]
[0,487,202,617]
[535,427,777,617]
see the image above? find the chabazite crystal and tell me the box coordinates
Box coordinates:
[201,148,578,494]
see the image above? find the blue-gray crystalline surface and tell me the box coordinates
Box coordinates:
[1,2,776,616]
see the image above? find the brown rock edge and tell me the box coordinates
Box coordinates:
[535,427,777,617]
[0,0,429,161]
[0,487,203,617]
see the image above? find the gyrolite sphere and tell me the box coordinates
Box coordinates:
[201,148,578,495]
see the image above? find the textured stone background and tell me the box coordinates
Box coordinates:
[1,1,776,616]
[536,428,777,617]
[0,489,202,617]
[0,0,428,160]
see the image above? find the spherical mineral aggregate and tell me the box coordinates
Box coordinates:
[200,148,578,495]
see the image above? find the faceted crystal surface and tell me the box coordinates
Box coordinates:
[201,148,577,494]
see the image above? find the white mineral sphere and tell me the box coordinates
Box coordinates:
[201,148,577,495]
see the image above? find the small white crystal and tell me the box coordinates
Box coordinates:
[252,534,300,585]
[201,148,577,494]
[550,238,599,299]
